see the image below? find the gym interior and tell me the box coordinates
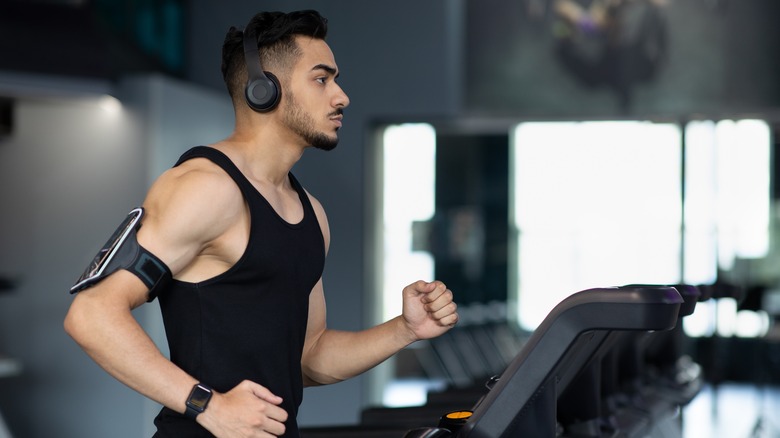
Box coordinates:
[1,0,779,437]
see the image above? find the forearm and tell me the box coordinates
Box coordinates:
[64,286,195,413]
[302,316,416,386]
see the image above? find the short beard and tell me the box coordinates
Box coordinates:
[282,89,339,151]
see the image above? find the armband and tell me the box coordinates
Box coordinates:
[70,207,172,301]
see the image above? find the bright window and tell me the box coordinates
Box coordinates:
[512,121,683,330]
[374,118,773,408]
[381,124,437,321]
[683,119,771,337]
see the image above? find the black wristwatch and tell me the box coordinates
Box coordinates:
[184,383,213,420]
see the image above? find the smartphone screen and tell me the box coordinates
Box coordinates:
[70,208,144,293]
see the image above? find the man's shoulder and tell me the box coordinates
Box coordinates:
[166,155,237,193]
[147,156,243,217]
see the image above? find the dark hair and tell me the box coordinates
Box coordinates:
[221,10,328,103]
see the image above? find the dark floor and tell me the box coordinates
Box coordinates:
[378,379,780,437]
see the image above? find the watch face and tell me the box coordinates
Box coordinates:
[188,385,212,411]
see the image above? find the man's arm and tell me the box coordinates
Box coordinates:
[301,278,458,386]
[64,162,288,436]
[65,270,200,408]
[300,192,458,386]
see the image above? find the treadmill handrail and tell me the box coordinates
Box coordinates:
[459,286,683,438]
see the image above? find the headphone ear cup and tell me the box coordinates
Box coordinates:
[245,71,281,112]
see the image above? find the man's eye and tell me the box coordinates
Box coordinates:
[316,77,326,84]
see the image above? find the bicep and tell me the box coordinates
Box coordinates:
[301,277,329,386]
[304,278,327,352]
[301,192,330,343]
[299,192,332,379]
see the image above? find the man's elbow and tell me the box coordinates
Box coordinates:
[63,296,89,343]
[302,372,344,387]
[63,293,105,347]
[301,363,347,387]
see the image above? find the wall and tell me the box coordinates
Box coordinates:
[465,0,780,117]
[0,93,147,437]
[0,74,234,437]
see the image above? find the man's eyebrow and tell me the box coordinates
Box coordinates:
[312,64,339,77]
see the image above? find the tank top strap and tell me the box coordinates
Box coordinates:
[286,172,316,218]
[174,146,260,203]
[174,147,316,226]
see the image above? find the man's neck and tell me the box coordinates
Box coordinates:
[214,130,306,188]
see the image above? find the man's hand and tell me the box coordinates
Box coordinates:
[198,380,288,437]
[401,280,459,342]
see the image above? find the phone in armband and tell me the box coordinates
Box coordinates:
[70,207,172,299]
[70,207,144,293]
[70,208,144,294]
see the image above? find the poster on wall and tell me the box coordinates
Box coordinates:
[465,0,780,117]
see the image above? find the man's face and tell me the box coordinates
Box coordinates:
[280,36,350,151]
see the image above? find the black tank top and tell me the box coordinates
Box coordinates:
[152,146,325,438]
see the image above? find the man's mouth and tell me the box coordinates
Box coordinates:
[329,110,344,128]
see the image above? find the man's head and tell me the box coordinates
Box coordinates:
[221,10,328,110]
[221,10,348,150]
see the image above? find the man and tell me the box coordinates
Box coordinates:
[64,10,458,438]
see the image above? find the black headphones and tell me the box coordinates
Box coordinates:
[242,25,281,112]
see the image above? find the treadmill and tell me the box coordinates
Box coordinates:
[302,285,683,438]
